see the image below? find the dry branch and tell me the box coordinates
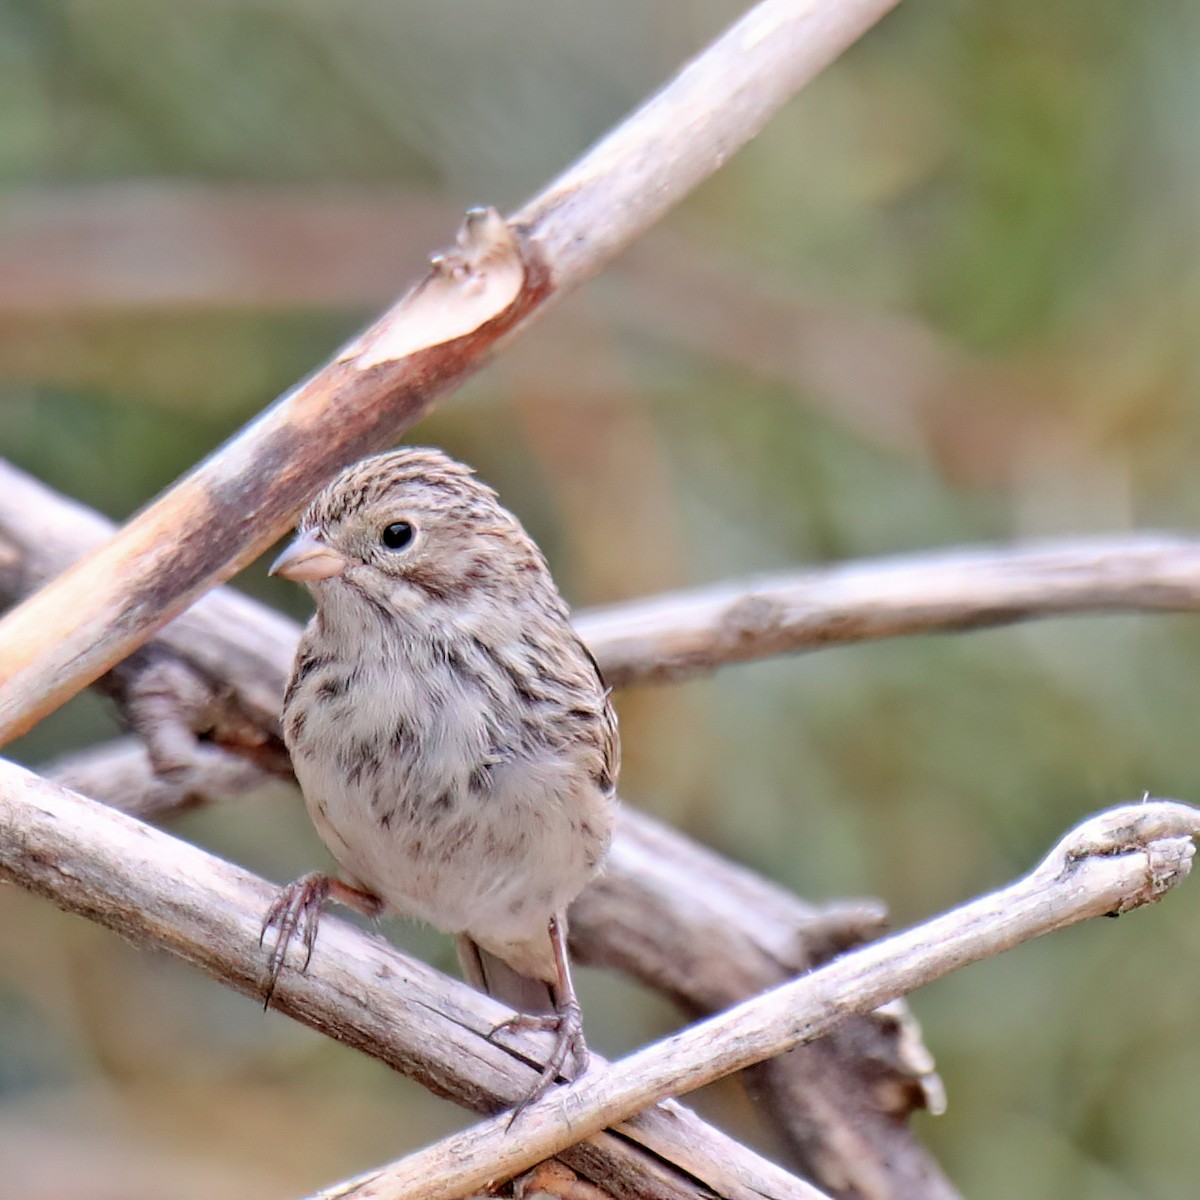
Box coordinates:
[577,537,1200,685]
[0,0,903,743]
[0,463,957,1199]
[313,800,1200,1200]
[577,814,953,1198]
[0,460,291,745]
[0,757,822,1200]
[46,735,270,821]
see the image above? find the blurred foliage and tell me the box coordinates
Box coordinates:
[2,1,1200,1196]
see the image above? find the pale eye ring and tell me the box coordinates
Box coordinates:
[380,521,415,551]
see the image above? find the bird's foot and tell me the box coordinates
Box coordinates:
[259,873,381,1007]
[491,999,589,1122]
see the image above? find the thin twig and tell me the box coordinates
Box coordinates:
[577,814,954,1198]
[0,756,825,1200]
[576,537,1200,686]
[0,0,903,743]
[44,735,272,821]
[310,801,1200,1200]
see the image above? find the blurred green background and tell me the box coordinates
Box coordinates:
[3,1,1200,1196]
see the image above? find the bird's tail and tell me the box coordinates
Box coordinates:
[457,935,555,1015]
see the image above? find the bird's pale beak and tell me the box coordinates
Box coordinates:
[269,529,350,581]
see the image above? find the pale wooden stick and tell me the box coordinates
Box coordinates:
[0,756,823,1200]
[0,459,294,740]
[311,801,1200,1200]
[0,0,903,744]
[577,812,954,1198]
[575,537,1200,686]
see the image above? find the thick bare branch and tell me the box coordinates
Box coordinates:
[0,0,903,744]
[312,801,1200,1200]
[0,756,823,1200]
[0,460,296,746]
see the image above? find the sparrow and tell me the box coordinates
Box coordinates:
[262,446,618,1109]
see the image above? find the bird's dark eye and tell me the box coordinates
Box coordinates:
[380,521,415,551]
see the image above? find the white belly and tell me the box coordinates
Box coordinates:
[289,660,607,948]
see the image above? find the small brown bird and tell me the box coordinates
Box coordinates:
[262,447,618,1107]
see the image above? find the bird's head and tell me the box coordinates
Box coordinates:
[270,448,550,624]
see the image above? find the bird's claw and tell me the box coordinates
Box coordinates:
[259,872,332,1008]
[492,1000,589,1124]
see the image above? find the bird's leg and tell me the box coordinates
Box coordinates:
[492,913,589,1119]
[259,872,382,1007]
